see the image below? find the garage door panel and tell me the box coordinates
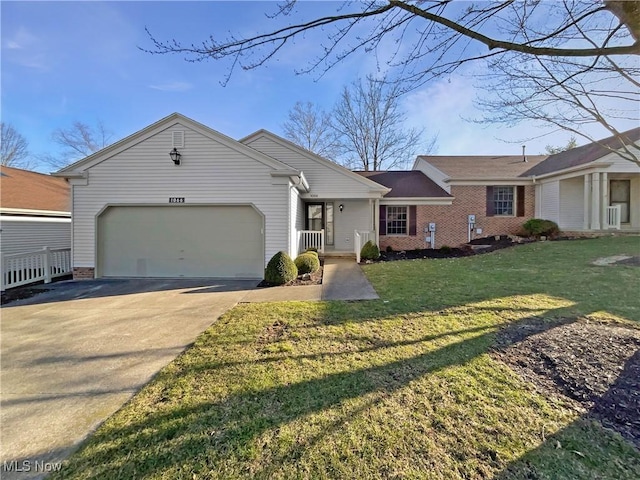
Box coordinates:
[98,206,263,278]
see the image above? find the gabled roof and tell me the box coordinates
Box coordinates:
[355,171,451,198]
[415,155,548,180]
[521,127,640,177]
[1,165,70,213]
[54,113,297,175]
[240,129,390,194]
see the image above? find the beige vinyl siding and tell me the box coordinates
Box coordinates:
[538,180,560,224]
[333,200,373,251]
[603,146,640,173]
[0,216,71,255]
[413,158,451,193]
[559,177,585,230]
[244,136,380,198]
[72,123,288,269]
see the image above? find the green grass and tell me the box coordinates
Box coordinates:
[53,237,640,479]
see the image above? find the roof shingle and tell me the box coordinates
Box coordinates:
[355,170,451,197]
[521,127,640,177]
[1,166,70,212]
[416,155,548,179]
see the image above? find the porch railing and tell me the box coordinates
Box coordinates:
[298,229,325,254]
[1,247,72,291]
[605,205,621,230]
[354,230,375,263]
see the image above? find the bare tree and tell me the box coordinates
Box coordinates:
[282,101,341,158]
[1,122,31,168]
[333,76,424,171]
[144,0,640,164]
[41,121,113,168]
[544,136,579,155]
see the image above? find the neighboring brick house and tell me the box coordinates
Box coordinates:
[357,155,545,250]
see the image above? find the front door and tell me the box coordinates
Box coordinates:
[610,180,631,223]
[305,202,334,246]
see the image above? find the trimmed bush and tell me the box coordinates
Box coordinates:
[522,218,560,238]
[360,240,380,261]
[440,245,452,254]
[304,249,319,258]
[295,252,320,274]
[265,251,298,285]
[305,247,318,253]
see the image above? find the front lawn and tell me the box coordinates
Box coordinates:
[53,237,640,479]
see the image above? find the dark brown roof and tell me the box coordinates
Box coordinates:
[1,166,70,212]
[355,170,451,198]
[521,127,640,177]
[417,155,548,179]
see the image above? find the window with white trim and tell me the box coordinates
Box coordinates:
[493,186,514,216]
[386,206,408,235]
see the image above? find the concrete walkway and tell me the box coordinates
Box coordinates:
[321,258,379,300]
[240,258,378,302]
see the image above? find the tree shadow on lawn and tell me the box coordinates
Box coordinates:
[53,308,590,479]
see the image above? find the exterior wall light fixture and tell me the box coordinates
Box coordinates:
[169,148,182,165]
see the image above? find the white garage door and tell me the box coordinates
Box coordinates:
[98,205,264,278]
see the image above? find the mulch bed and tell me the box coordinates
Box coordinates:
[491,317,640,448]
[378,235,530,261]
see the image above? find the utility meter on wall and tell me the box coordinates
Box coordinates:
[468,214,476,224]
[428,223,436,232]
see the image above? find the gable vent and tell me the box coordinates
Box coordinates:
[172,131,185,148]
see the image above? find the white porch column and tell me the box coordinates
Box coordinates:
[601,172,608,227]
[583,174,591,230]
[591,172,601,230]
[374,198,380,247]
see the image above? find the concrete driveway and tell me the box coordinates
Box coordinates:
[0,278,258,480]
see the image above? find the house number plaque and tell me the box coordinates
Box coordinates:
[169,197,185,203]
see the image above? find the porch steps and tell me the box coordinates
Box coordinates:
[320,251,357,260]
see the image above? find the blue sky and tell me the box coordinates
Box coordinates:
[2,1,637,172]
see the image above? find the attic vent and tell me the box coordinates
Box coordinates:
[172,131,185,148]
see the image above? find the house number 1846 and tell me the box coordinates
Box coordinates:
[169,197,185,203]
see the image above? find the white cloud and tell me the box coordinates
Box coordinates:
[148,81,194,92]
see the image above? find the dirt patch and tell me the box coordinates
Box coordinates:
[1,286,51,305]
[492,317,640,448]
[257,320,289,344]
[592,255,636,266]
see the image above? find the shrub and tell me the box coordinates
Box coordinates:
[295,252,320,274]
[265,251,298,285]
[304,249,319,258]
[360,240,380,261]
[440,245,452,254]
[305,247,318,253]
[522,219,560,238]
[386,245,393,253]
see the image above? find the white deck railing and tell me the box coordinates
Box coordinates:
[1,247,72,291]
[354,230,375,263]
[605,205,621,230]
[298,229,325,254]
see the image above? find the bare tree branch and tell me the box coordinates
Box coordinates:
[40,121,114,169]
[0,122,32,169]
[282,101,341,159]
[333,75,427,171]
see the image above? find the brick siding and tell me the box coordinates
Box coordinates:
[379,184,535,250]
[73,267,95,280]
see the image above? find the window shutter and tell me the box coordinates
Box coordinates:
[409,206,417,236]
[486,186,495,216]
[379,205,387,236]
[516,186,525,217]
